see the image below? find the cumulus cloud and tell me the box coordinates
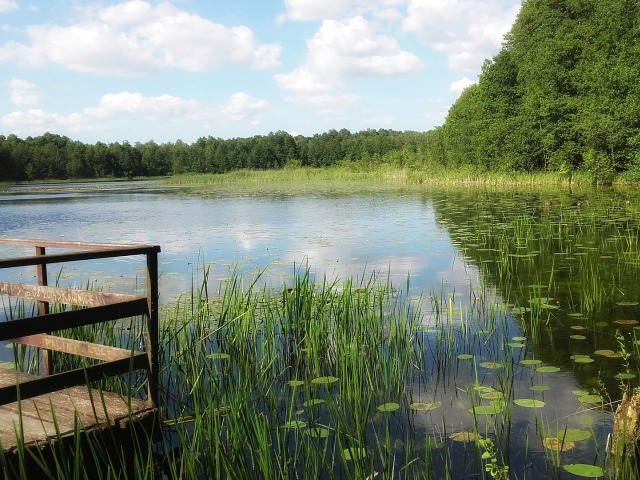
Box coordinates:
[1,90,269,136]
[0,0,281,75]
[275,16,422,113]
[8,78,41,105]
[221,92,269,122]
[0,0,17,13]
[449,76,475,95]
[403,0,520,73]
[279,0,405,22]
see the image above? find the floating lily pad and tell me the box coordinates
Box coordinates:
[573,356,595,364]
[511,307,529,314]
[570,325,586,330]
[616,301,639,306]
[521,359,543,366]
[536,366,561,373]
[614,319,639,325]
[469,404,503,415]
[572,389,590,396]
[562,429,592,442]
[208,352,230,360]
[303,398,326,407]
[449,431,477,442]
[507,342,525,348]
[614,373,636,380]
[288,380,305,387]
[568,313,585,318]
[283,420,307,429]
[304,427,330,438]
[343,447,367,461]
[480,362,503,369]
[530,385,551,392]
[562,464,605,477]
[512,336,527,341]
[410,401,442,411]
[543,437,575,452]
[480,390,504,400]
[594,349,615,357]
[377,402,400,412]
[570,335,587,340]
[514,399,546,408]
[311,376,339,385]
[457,354,473,360]
[578,394,603,404]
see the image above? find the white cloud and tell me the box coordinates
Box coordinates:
[221,92,269,122]
[279,0,405,22]
[0,0,17,13]
[0,0,281,75]
[7,78,41,105]
[403,0,520,73]
[275,16,422,113]
[449,76,475,94]
[2,90,271,136]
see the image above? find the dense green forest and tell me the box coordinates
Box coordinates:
[1,0,638,184]
[432,0,640,184]
[0,129,429,181]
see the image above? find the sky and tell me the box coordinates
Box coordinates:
[0,0,522,144]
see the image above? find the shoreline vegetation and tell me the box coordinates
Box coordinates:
[2,165,638,194]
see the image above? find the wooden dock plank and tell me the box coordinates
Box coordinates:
[0,369,153,453]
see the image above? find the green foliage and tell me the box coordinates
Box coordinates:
[436,0,640,178]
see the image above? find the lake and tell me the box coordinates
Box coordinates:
[2,181,639,478]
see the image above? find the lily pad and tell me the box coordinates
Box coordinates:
[570,335,587,340]
[614,372,636,380]
[409,401,442,411]
[614,319,639,325]
[616,301,639,306]
[514,399,546,408]
[304,427,330,438]
[469,404,503,415]
[578,394,603,404]
[377,402,400,412]
[520,359,543,366]
[536,366,561,373]
[457,354,473,360]
[343,447,367,461]
[302,398,326,407]
[449,431,477,442]
[562,464,605,477]
[594,349,615,357]
[283,420,307,429]
[311,376,338,385]
[507,342,525,348]
[480,362,503,369]
[512,336,527,341]
[543,437,575,452]
[530,385,551,392]
[562,429,592,442]
[288,380,305,387]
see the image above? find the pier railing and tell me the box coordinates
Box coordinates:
[0,239,160,408]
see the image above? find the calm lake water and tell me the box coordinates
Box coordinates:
[2,181,640,478]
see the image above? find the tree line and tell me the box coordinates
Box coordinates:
[2,0,639,184]
[0,129,430,182]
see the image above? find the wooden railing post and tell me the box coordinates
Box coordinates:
[146,248,160,408]
[36,246,53,376]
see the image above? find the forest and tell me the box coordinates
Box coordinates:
[1,0,639,184]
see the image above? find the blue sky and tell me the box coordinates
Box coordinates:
[0,0,521,144]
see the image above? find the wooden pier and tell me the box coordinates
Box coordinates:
[0,239,160,471]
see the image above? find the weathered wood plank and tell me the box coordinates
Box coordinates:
[0,282,142,307]
[0,369,154,452]
[10,334,138,362]
[0,299,148,341]
[0,353,149,404]
[0,238,159,251]
[0,246,161,269]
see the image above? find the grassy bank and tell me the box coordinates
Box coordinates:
[164,165,614,189]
